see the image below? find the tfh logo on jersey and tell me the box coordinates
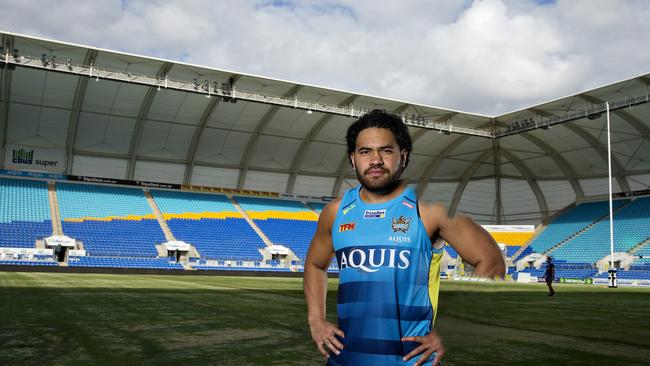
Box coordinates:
[339,222,356,232]
[364,209,386,219]
[392,216,411,233]
[338,247,411,273]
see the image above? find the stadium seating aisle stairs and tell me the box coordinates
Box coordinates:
[229,196,274,248]
[48,181,63,235]
[143,189,175,242]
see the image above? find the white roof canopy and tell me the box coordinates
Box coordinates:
[2,31,649,225]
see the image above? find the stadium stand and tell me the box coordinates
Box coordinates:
[490,232,534,246]
[551,197,650,263]
[0,178,52,248]
[58,183,163,257]
[151,190,266,261]
[67,256,183,270]
[513,200,628,262]
[235,196,319,261]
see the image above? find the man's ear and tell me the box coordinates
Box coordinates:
[349,153,355,169]
[401,150,408,168]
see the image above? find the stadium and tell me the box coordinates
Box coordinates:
[1,31,649,365]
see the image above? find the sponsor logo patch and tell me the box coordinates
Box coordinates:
[388,235,411,244]
[342,203,356,215]
[12,149,33,164]
[392,216,411,233]
[339,222,356,232]
[364,209,386,219]
[337,247,411,273]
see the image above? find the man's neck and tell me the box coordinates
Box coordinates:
[359,181,406,204]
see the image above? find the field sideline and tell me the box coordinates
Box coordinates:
[1,272,649,365]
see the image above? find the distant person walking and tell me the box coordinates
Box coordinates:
[544,256,556,296]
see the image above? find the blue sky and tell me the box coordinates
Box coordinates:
[0,0,648,115]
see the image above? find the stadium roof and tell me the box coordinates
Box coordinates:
[1,31,649,224]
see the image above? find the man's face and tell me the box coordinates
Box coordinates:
[350,127,406,194]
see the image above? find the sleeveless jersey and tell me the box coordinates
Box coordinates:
[328,185,443,366]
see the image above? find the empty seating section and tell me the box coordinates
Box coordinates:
[636,244,650,257]
[551,198,650,263]
[490,232,534,246]
[255,218,317,260]
[0,178,51,248]
[152,190,240,218]
[58,183,162,257]
[526,200,628,255]
[235,196,319,220]
[444,244,458,258]
[488,231,532,259]
[0,259,58,267]
[505,246,521,257]
[151,190,264,261]
[68,256,183,270]
[235,196,319,261]
[594,260,650,280]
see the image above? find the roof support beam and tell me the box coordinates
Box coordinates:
[64,49,98,174]
[183,74,240,185]
[448,149,493,216]
[0,34,14,168]
[126,62,174,180]
[415,121,495,197]
[493,139,504,224]
[237,85,302,189]
[563,123,631,192]
[286,95,358,194]
[520,132,585,199]
[500,149,549,223]
[183,96,220,185]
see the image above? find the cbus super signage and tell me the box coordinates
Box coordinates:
[4,145,65,173]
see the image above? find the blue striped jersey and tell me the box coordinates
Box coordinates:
[328,185,442,366]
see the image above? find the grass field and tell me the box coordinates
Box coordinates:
[1,272,649,365]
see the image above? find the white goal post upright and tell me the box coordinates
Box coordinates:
[606,102,617,288]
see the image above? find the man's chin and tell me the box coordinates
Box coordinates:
[361,179,400,194]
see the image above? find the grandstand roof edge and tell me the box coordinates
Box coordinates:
[496,71,650,118]
[1,30,493,119]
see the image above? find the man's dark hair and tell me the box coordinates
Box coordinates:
[346,109,413,168]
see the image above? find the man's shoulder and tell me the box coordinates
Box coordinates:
[415,199,448,219]
[318,198,343,225]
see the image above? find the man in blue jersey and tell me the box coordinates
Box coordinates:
[304,109,505,366]
[544,256,556,296]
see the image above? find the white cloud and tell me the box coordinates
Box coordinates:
[0,0,648,115]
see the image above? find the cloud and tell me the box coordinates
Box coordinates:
[0,0,648,115]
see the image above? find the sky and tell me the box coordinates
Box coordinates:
[1,0,649,115]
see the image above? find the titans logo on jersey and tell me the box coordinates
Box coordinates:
[329,186,443,366]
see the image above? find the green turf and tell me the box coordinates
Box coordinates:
[1,272,649,365]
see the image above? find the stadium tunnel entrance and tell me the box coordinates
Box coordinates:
[44,235,78,263]
[161,241,194,265]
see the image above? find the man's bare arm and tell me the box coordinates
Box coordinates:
[303,200,344,357]
[422,202,505,278]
